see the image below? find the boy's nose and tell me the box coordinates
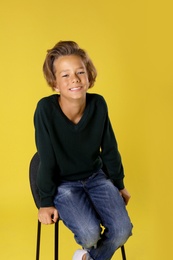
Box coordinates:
[72,74,80,83]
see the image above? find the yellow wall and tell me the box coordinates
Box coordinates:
[0,0,173,259]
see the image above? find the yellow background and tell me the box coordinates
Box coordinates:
[0,0,173,259]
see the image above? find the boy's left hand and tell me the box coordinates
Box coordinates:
[119,188,131,205]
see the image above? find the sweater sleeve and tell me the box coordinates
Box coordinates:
[34,100,58,207]
[100,105,125,190]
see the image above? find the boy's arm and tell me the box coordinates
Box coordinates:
[34,101,58,207]
[100,114,125,190]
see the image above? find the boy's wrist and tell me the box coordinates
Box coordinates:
[40,197,54,208]
[113,178,125,190]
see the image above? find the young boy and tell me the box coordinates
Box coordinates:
[34,41,132,260]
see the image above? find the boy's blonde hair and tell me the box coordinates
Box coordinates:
[43,41,97,90]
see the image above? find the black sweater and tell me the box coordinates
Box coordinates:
[34,93,125,207]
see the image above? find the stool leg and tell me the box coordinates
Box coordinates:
[55,221,59,260]
[121,245,126,260]
[36,220,41,260]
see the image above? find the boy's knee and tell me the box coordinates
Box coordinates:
[76,224,101,249]
[110,222,133,247]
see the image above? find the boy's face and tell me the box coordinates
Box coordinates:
[53,55,90,100]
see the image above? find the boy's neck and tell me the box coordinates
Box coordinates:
[58,96,86,124]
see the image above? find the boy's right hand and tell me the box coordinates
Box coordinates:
[38,207,59,224]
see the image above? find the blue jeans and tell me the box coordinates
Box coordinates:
[54,169,132,260]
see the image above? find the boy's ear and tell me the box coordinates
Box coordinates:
[54,86,60,92]
[53,82,60,92]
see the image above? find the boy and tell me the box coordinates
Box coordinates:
[34,41,132,260]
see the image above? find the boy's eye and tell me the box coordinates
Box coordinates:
[78,71,85,74]
[62,74,69,77]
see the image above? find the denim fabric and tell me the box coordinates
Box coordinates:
[54,169,132,260]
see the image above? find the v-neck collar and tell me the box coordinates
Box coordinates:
[54,94,90,130]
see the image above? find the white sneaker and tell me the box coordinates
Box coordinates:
[72,249,87,260]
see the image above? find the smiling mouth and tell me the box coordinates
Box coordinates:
[69,87,82,91]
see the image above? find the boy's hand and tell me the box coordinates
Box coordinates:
[38,207,59,224]
[119,188,131,205]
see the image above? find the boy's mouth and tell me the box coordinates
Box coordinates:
[69,87,82,91]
